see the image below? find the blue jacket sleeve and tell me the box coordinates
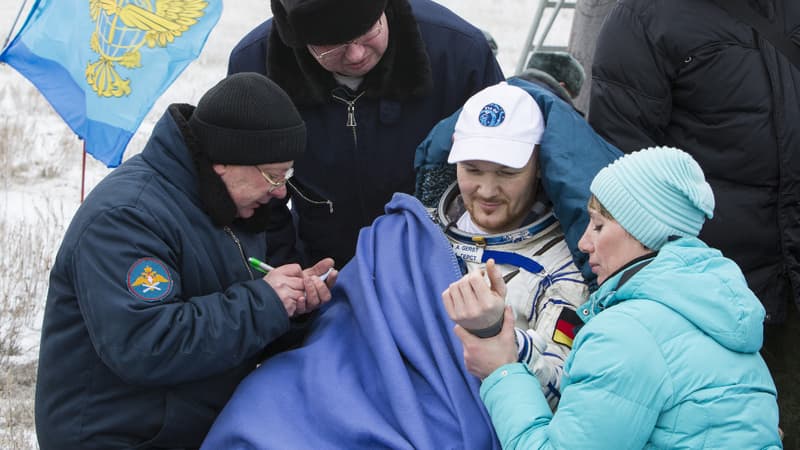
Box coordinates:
[72,206,292,386]
[480,309,668,449]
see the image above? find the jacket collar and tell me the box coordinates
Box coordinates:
[578,253,657,323]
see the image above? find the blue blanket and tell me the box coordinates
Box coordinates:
[201,194,501,450]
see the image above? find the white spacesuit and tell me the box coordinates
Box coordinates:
[435,182,588,409]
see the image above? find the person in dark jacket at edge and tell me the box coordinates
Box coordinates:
[34,73,338,450]
[587,0,800,445]
[517,50,586,110]
[227,0,504,269]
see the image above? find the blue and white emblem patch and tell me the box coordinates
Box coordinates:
[478,103,505,127]
[127,258,173,302]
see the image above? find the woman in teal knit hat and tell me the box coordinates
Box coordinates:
[448,147,782,448]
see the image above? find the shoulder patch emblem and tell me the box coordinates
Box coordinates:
[552,308,582,348]
[127,258,173,302]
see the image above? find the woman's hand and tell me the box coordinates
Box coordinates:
[454,306,518,380]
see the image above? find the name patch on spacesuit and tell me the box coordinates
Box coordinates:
[127,257,173,302]
[451,243,484,264]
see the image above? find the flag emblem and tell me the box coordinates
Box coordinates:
[127,257,173,301]
[87,0,210,97]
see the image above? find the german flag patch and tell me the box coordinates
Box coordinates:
[552,308,582,348]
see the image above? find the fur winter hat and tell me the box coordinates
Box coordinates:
[271,0,387,48]
[590,146,715,250]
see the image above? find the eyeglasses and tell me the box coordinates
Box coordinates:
[259,167,294,193]
[309,16,383,61]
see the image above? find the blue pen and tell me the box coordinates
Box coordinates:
[249,257,332,281]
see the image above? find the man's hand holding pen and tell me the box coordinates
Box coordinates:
[250,257,338,317]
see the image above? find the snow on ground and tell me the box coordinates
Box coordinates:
[0,0,572,361]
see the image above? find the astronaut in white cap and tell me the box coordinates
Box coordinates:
[439,82,588,410]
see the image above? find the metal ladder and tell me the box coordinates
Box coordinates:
[514,0,578,75]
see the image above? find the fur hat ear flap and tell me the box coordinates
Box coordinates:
[271,0,303,48]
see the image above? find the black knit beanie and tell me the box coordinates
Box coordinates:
[271,0,387,48]
[185,73,304,230]
[189,72,306,164]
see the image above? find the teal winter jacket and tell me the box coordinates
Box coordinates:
[480,237,781,449]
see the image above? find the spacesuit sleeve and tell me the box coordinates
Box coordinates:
[514,284,585,410]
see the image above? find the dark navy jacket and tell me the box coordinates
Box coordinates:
[35,106,293,449]
[228,0,504,267]
[589,0,800,322]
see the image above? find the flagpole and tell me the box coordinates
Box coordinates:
[2,0,28,51]
[81,141,87,203]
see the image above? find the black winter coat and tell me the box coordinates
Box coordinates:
[589,0,800,323]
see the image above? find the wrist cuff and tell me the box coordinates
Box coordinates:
[466,314,504,338]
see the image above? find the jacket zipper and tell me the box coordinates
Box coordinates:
[224,225,255,280]
[332,91,365,148]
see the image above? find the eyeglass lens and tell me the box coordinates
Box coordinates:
[261,167,293,192]
[312,17,382,60]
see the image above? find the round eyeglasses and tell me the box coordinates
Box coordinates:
[259,167,294,193]
[309,16,383,61]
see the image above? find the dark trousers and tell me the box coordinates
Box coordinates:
[762,303,800,450]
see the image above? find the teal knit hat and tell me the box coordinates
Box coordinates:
[590,147,715,250]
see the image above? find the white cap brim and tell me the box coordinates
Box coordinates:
[448,137,534,169]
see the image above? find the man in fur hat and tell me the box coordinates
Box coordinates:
[228,0,504,269]
[35,73,337,450]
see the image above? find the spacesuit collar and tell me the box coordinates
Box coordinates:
[436,182,556,246]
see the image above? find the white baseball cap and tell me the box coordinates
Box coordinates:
[448,82,544,169]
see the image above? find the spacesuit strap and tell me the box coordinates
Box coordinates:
[481,249,544,275]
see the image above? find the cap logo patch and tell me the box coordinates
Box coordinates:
[127,258,173,302]
[478,103,505,127]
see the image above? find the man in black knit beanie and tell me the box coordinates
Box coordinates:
[35,72,338,450]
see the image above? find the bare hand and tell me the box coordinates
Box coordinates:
[263,263,305,317]
[295,258,338,315]
[442,259,507,333]
[454,306,518,379]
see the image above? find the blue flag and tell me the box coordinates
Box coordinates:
[0,0,222,167]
